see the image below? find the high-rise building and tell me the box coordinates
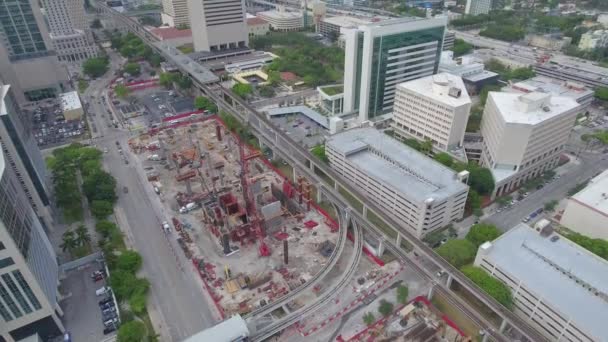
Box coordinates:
[480,92,579,198]
[187,0,249,52]
[465,0,491,15]
[0,147,63,341]
[161,0,190,27]
[392,73,471,153]
[343,17,446,123]
[0,0,69,105]
[0,84,53,231]
[326,127,469,238]
[43,0,99,64]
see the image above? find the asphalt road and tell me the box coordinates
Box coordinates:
[485,151,608,231]
[83,49,218,341]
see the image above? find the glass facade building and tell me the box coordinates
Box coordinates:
[0,0,50,61]
[344,17,447,122]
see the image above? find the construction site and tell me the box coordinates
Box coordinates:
[127,116,342,317]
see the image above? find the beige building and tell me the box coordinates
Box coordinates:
[560,169,608,240]
[475,223,608,342]
[257,7,304,32]
[161,0,190,27]
[326,127,469,238]
[392,73,471,153]
[247,17,270,37]
[578,30,608,50]
[480,92,579,198]
[59,91,83,121]
[188,0,248,52]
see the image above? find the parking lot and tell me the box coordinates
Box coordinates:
[27,101,86,148]
[115,87,196,129]
[60,260,119,341]
[270,113,327,148]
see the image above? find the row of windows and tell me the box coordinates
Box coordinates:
[0,270,42,322]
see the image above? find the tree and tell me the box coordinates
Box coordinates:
[116,250,143,273]
[60,230,78,254]
[78,79,88,93]
[363,312,375,326]
[117,320,146,342]
[75,224,91,247]
[420,139,433,154]
[461,266,513,309]
[434,152,454,167]
[377,299,394,317]
[83,57,109,78]
[159,72,175,88]
[114,84,130,99]
[82,171,117,203]
[175,74,192,90]
[596,87,608,102]
[544,199,559,212]
[564,231,608,261]
[129,292,147,315]
[396,285,409,304]
[123,62,141,76]
[466,223,501,248]
[96,220,118,238]
[466,189,482,215]
[436,239,476,268]
[496,195,512,208]
[148,53,163,67]
[194,96,213,110]
[232,83,253,99]
[311,145,328,163]
[91,200,114,219]
[452,39,473,57]
[468,165,495,195]
[258,85,275,98]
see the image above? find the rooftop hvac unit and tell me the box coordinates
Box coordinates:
[542,106,551,112]
[448,87,461,98]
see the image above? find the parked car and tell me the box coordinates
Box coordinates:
[96,286,110,296]
[99,297,113,306]
[103,317,119,327]
[100,302,115,310]
[103,326,117,335]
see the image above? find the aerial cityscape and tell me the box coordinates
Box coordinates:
[0,0,607,341]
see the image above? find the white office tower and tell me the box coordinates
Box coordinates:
[343,17,447,123]
[392,73,471,153]
[480,92,579,198]
[188,0,249,52]
[465,0,491,15]
[0,148,63,341]
[475,223,608,342]
[43,0,98,64]
[161,0,190,27]
[326,127,469,238]
[0,0,69,106]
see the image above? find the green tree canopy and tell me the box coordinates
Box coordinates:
[123,62,141,76]
[258,85,275,98]
[91,200,114,219]
[377,299,394,317]
[466,223,501,248]
[596,87,608,102]
[436,239,476,268]
[96,220,118,238]
[82,170,117,203]
[363,312,375,326]
[468,164,495,195]
[117,320,146,342]
[311,145,328,163]
[563,231,608,261]
[434,152,454,167]
[452,39,473,57]
[83,57,109,78]
[396,285,409,304]
[116,250,143,273]
[194,96,217,112]
[461,266,513,309]
[159,72,175,88]
[232,83,253,99]
[114,84,130,99]
[544,199,559,212]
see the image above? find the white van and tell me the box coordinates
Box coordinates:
[96,286,110,296]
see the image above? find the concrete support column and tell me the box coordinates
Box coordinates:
[362,204,367,218]
[316,187,323,203]
[293,166,298,184]
[446,274,453,289]
[396,233,402,247]
[333,181,338,191]
[481,333,489,342]
[377,239,385,256]
[499,318,508,333]
[427,285,434,299]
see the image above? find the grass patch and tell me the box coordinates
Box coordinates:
[431,292,481,340]
[176,44,194,54]
[320,85,343,96]
[451,281,501,327]
[78,79,89,93]
[338,185,363,213]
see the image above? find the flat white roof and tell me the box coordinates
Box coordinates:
[322,15,371,28]
[59,91,82,111]
[397,72,471,107]
[327,127,468,202]
[480,224,608,341]
[504,76,594,103]
[183,315,249,342]
[570,169,608,215]
[258,10,302,19]
[488,91,580,125]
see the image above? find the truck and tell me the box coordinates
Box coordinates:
[148,154,160,161]
[179,202,197,213]
[161,221,171,233]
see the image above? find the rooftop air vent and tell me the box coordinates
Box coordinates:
[542,106,551,112]
[448,87,461,98]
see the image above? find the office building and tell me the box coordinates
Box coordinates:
[465,0,491,15]
[43,0,99,64]
[0,84,52,232]
[247,17,270,37]
[560,170,608,240]
[0,146,63,341]
[318,15,371,39]
[392,73,471,153]
[475,223,608,342]
[257,7,303,32]
[161,0,190,27]
[0,0,69,105]
[438,51,499,93]
[187,0,248,52]
[578,30,608,51]
[343,17,446,123]
[443,31,455,50]
[326,127,469,238]
[504,75,594,109]
[480,92,579,198]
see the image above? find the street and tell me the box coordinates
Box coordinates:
[83,49,219,341]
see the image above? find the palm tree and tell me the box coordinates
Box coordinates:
[75,224,92,247]
[60,230,78,254]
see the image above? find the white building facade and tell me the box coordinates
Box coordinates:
[326,128,469,238]
[475,223,608,342]
[578,30,608,51]
[257,8,303,32]
[480,92,580,198]
[465,0,491,15]
[188,0,248,52]
[560,170,608,240]
[161,0,190,27]
[392,73,471,152]
[343,17,447,123]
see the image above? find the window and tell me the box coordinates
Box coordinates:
[0,296,12,322]
[0,257,14,269]
[0,281,21,318]
[1,274,31,314]
[12,271,41,310]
